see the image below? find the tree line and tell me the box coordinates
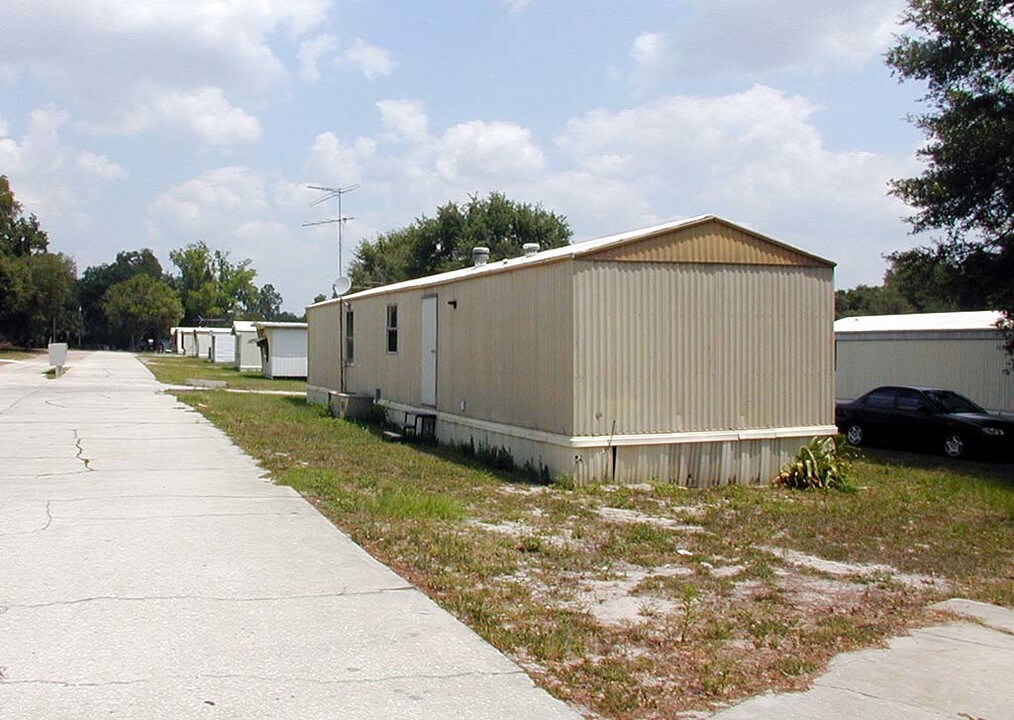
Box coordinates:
[839,0,1013,362]
[0,175,298,350]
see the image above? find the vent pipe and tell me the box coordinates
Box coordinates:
[472,246,489,266]
[522,242,539,257]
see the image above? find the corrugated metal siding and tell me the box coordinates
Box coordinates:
[573,261,834,435]
[343,261,575,435]
[211,333,235,364]
[264,328,307,378]
[234,330,261,371]
[835,333,1014,413]
[308,304,342,389]
[589,220,829,267]
[573,437,807,486]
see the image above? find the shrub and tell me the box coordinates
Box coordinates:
[774,435,855,491]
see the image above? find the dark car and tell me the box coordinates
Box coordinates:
[835,385,1014,459]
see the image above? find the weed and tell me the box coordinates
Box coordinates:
[679,583,699,642]
[774,435,856,491]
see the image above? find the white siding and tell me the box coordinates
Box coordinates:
[263,327,308,378]
[210,333,236,364]
[835,331,1014,413]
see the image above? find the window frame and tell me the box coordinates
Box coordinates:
[386,303,399,354]
[344,307,354,364]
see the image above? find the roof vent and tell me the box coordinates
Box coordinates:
[522,242,539,257]
[472,247,490,267]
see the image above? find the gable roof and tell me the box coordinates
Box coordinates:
[310,215,833,307]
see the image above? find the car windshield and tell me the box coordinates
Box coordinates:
[924,390,986,414]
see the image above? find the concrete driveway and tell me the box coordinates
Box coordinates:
[0,352,581,719]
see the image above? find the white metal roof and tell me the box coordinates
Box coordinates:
[253,321,308,329]
[309,214,832,307]
[834,310,1003,333]
[232,320,257,333]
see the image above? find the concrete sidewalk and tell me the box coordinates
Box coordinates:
[710,598,1014,719]
[0,352,581,719]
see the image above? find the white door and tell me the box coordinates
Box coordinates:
[421,295,437,406]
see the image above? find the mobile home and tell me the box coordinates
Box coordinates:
[835,311,1013,414]
[307,215,836,486]
[209,328,236,364]
[233,320,261,371]
[255,322,308,379]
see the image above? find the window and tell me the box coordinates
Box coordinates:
[865,387,896,408]
[386,304,398,353]
[896,388,924,412]
[344,308,354,363]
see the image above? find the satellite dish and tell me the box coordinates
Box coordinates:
[332,276,352,296]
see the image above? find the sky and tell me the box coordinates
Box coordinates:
[0,0,930,313]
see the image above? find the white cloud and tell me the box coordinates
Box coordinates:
[378,100,429,143]
[303,132,378,186]
[552,85,916,283]
[436,121,545,181]
[0,105,131,250]
[630,0,906,87]
[147,166,334,308]
[504,0,534,13]
[297,33,339,84]
[339,38,395,81]
[77,151,128,180]
[155,87,263,146]
[86,85,261,147]
[0,0,329,138]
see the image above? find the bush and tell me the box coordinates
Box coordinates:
[774,435,856,491]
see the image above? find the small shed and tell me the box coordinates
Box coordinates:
[171,327,198,355]
[306,215,837,486]
[209,329,236,364]
[192,328,214,360]
[255,322,308,379]
[835,311,1013,414]
[233,320,261,371]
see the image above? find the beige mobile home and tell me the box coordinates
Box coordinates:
[307,215,836,486]
[256,322,308,379]
[835,311,1013,414]
[233,320,261,371]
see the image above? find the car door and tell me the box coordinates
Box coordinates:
[894,388,929,448]
[855,386,898,442]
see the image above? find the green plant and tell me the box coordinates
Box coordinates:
[774,435,856,491]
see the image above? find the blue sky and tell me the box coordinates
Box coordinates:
[1,0,928,312]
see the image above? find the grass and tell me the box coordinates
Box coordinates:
[140,353,306,392]
[166,389,1013,718]
[0,348,45,361]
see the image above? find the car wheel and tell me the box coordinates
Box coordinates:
[845,423,864,446]
[943,434,965,458]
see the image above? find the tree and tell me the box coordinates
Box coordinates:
[834,284,913,319]
[247,283,283,321]
[103,274,184,350]
[168,241,260,324]
[887,0,1014,356]
[0,176,74,346]
[349,192,571,289]
[0,175,48,257]
[78,249,164,347]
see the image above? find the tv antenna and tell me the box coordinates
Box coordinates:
[303,183,358,295]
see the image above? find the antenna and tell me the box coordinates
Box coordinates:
[303,183,359,285]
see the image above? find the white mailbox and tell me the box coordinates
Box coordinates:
[48,342,68,376]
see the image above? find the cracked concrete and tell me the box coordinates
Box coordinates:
[0,351,581,719]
